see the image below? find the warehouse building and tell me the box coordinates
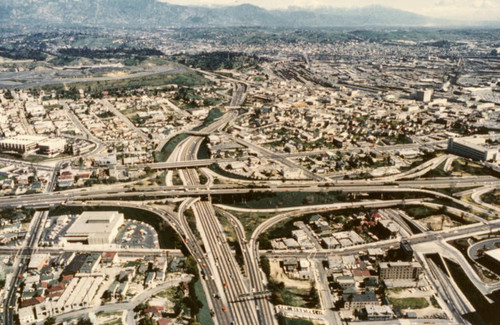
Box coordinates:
[0,135,46,154]
[64,211,124,245]
[38,138,66,156]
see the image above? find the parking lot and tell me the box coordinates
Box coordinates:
[114,221,159,249]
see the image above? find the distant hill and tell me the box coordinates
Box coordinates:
[0,0,445,29]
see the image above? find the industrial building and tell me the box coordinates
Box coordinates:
[0,135,46,154]
[0,135,66,156]
[38,138,67,156]
[64,211,124,245]
[447,137,498,162]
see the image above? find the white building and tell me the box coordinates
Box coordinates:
[38,138,66,156]
[364,304,394,321]
[0,135,46,154]
[447,137,498,162]
[18,307,36,325]
[64,211,124,245]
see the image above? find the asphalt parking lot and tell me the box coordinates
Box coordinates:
[114,220,159,249]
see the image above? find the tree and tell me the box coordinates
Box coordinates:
[270,291,284,305]
[138,316,155,325]
[260,256,271,279]
[134,302,148,313]
[144,166,152,175]
[44,317,56,325]
[77,318,93,325]
[185,256,198,275]
[308,284,320,308]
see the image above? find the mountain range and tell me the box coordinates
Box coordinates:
[0,0,474,29]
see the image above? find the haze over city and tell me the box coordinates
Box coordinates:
[161,0,500,21]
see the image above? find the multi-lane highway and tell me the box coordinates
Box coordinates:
[168,81,278,325]
[1,176,498,210]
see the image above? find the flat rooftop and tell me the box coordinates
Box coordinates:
[66,211,123,235]
[485,248,500,263]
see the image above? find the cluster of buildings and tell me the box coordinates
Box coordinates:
[271,211,405,252]
[0,165,52,195]
[0,90,94,157]
[14,246,178,325]
[17,252,105,325]
[276,241,428,321]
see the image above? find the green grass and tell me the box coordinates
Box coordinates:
[102,319,122,325]
[482,189,499,207]
[422,160,448,178]
[156,287,177,299]
[193,107,223,131]
[227,211,274,238]
[123,260,141,268]
[388,297,429,309]
[194,277,214,325]
[98,311,123,318]
[215,212,238,242]
[433,186,479,197]
[280,287,314,308]
[430,295,440,308]
[402,206,438,219]
[213,191,344,210]
[154,133,188,162]
[41,69,210,94]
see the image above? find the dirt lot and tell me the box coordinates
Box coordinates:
[270,259,311,289]
[418,214,460,231]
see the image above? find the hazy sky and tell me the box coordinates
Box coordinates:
[160,0,500,21]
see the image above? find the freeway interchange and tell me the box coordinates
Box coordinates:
[1,76,500,325]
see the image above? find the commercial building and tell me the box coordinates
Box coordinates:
[363,304,394,321]
[28,254,50,271]
[64,211,124,245]
[38,138,66,156]
[379,261,422,280]
[343,291,379,309]
[0,135,46,154]
[416,89,433,102]
[447,138,498,162]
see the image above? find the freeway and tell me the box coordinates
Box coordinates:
[177,198,232,325]
[471,186,500,213]
[1,176,498,210]
[215,208,277,324]
[4,65,499,325]
[170,79,277,325]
